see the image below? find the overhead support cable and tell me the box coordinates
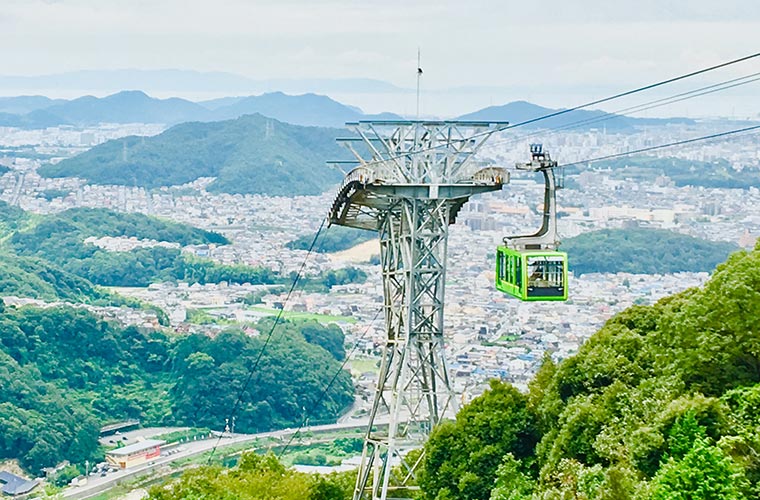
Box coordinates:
[277,307,384,459]
[337,51,760,171]
[206,217,328,464]
[558,124,760,169]
[503,51,760,130]
[490,71,760,149]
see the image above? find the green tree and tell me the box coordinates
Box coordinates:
[147,452,348,500]
[421,380,539,500]
[490,454,534,500]
[300,321,346,360]
[650,436,748,500]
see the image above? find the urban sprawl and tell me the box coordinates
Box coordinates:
[1,121,759,411]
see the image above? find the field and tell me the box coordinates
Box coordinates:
[247,306,357,323]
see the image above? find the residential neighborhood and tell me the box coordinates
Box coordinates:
[1,120,757,410]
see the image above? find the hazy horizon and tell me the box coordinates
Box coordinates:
[2,0,759,118]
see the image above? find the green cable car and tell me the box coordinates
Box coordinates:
[495,246,568,301]
[496,144,568,302]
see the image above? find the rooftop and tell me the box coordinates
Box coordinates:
[106,439,166,457]
[0,471,38,496]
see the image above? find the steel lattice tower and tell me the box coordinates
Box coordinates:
[328,120,509,500]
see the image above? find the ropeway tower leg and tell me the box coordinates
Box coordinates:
[353,198,457,499]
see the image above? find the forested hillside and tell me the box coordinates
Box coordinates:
[564,155,760,189]
[562,228,738,275]
[38,114,348,195]
[0,205,365,303]
[286,226,375,253]
[422,241,760,499]
[0,304,353,474]
[151,242,760,499]
[0,253,117,303]
[6,207,281,287]
[0,203,269,300]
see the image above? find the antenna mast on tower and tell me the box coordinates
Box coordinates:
[416,48,422,120]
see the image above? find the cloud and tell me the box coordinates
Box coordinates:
[0,0,758,106]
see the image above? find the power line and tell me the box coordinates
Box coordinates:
[276,307,384,459]
[558,124,760,169]
[578,72,760,125]
[503,51,760,131]
[344,51,760,170]
[489,71,760,149]
[206,217,328,464]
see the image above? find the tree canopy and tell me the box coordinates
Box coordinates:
[38,114,347,195]
[0,303,354,474]
[562,228,738,276]
[421,241,760,499]
[147,452,354,500]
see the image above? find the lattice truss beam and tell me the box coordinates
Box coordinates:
[326,121,509,500]
[354,198,455,498]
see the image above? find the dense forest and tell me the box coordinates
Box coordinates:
[562,228,738,275]
[0,203,365,478]
[38,114,348,195]
[153,242,760,499]
[286,226,375,253]
[5,206,281,288]
[0,253,119,303]
[421,241,760,499]
[0,303,353,474]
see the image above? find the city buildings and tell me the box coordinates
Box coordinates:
[1,119,758,404]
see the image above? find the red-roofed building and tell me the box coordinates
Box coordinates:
[106,439,165,469]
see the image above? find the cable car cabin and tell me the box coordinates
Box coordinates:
[495,246,568,301]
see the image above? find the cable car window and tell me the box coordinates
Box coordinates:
[514,255,522,288]
[499,252,506,281]
[527,256,564,289]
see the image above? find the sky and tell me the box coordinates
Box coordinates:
[2,0,760,117]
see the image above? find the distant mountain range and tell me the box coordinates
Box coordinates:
[0,95,66,114]
[209,92,400,126]
[0,109,70,128]
[0,90,402,128]
[38,113,348,196]
[0,89,700,131]
[457,100,695,130]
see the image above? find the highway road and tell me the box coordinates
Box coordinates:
[62,420,377,499]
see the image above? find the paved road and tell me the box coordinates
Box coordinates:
[99,427,188,447]
[10,172,24,205]
[62,420,379,499]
